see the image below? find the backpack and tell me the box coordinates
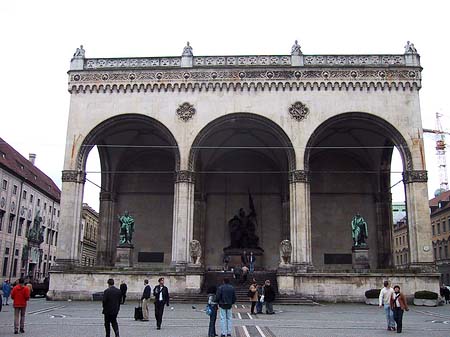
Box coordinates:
[205,304,213,316]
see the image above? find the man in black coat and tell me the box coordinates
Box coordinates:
[102,278,122,337]
[153,277,170,330]
[119,281,127,305]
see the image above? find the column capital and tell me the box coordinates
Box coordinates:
[174,170,195,184]
[289,170,310,183]
[99,191,115,201]
[61,170,86,184]
[403,170,428,184]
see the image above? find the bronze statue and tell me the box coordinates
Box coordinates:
[351,213,368,247]
[227,193,260,249]
[118,211,135,245]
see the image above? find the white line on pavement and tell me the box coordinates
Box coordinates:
[234,305,238,308]
[241,304,245,308]
[247,313,253,320]
[237,312,242,319]
[256,325,267,337]
[29,305,66,315]
[242,325,251,337]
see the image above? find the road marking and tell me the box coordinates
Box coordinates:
[256,325,267,337]
[234,304,238,308]
[247,313,253,320]
[29,305,66,315]
[242,326,251,337]
[237,312,242,319]
[241,304,245,308]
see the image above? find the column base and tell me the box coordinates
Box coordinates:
[116,245,134,268]
[408,262,437,272]
[292,262,314,272]
[352,246,370,270]
[53,259,79,271]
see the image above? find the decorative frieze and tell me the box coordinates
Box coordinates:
[288,101,309,121]
[176,102,196,121]
[174,170,195,184]
[289,170,310,183]
[62,170,86,184]
[402,170,428,183]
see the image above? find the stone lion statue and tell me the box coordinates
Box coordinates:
[189,239,202,265]
[279,239,292,265]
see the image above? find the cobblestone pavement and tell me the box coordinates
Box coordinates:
[1,299,450,337]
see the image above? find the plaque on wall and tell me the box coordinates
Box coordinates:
[138,252,164,263]
[324,253,352,264]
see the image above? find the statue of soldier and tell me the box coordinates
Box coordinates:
[118,211,135,245]
[351,213,368,247]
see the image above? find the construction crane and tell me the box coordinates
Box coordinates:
[423,113,449,192]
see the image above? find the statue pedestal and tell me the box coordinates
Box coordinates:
[352,246,370,270]
[116,245,134,268]
[223,247,264,269]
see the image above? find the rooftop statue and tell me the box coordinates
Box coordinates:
[118,211,135,245]
[291,40,302,56]
[182,41,193,57]
[73,45,85,58]
[404,41,417,54]
[351,213,368,247]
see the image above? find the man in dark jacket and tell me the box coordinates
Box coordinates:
[141,279,151,321]
[119,281,127,304]
[153,277,170,330]
[216,278,236,337]
[263,279,275,314]
[102,278,122,337]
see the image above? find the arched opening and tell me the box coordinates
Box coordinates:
[79,114,180,267]
[305,112,412,270]
[190,113,295,270]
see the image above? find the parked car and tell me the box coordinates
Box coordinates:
[31,277,49,298]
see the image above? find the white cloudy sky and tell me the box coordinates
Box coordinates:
[0,0,449,211]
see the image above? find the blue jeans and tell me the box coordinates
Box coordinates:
[208,305,217,337]
[256,299,263,313]
[384,304,395,328]
[219,307,232,336]
[250,262,255,273]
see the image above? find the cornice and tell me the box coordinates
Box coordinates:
[68,67,421,94]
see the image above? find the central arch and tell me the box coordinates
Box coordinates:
[189,113,296,270]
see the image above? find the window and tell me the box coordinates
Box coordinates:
[13,185,17,195]
[396,237,398,246]
[446,245,449,259]
[438,223,441,235]
[400,255,403,264]
[49,206,52,214]
[8,214,14,233]
[2,179,7,190]
[18,218,24,236]
[26,220,31,236]
[12,258,18,277]
[37,198,40,206]
[0,210,4,231]
[53,208,56,216]
[57,210,60,217]
[432,225,435,236]
[434,247,437,260]
[15,248,19,256]
[54,232,58,247]
[22,190,27,200]
[443,220,447,233]
[439,246,443,259]
[2,257,8,277]
[30,194,33,203]
[44,202,47,210]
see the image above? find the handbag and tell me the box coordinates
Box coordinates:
[247,290,255,298]
[259,295,265,303]
[205,304,213,316]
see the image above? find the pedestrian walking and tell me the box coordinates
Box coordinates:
[249,251,256,273]
[119,281,127,304]
[444,286,450,304]
[263,280,275,314]
[141,279,151,321]
[153,277,170,330]
[216,278,236,337]
[102,278,122,337]
[379,280,395,331]
[390,285,409,333]
[248,280,258,315]
[241,250,248,265]
[241,265,249,284]
[207,286,218,337]
[255,281,263,314]
[11,278,30,334]
[233,265,241,282]
[2,280,11,306]
[223,254,230,272]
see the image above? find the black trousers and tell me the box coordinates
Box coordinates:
[154,301,166,328]
[393,307,404,333]
[104,314,119,337]
[120,294,126,304]
[250,301,256,314]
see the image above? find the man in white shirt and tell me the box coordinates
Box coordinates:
[379,280,395,331]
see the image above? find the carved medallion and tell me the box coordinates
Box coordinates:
[176,102,196,122]
[288,101,309,121]
[0,197,5,209]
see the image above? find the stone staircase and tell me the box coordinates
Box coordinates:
[170,271,316,305]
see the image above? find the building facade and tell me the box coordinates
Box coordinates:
[0,138,60,282]
[80,203,98,267]
[430,190,450,285]
[50,42,438,301]
[393,217,409,267]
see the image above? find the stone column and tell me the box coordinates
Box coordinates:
[96,192,116,266]
[55,170,85,269]
[171,170,195,268]
[289,170,312,271]
[375,190,394,269]
[403,170,434,269]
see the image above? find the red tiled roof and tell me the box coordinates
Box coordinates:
[429,190,450,207]
[0,137,61,201]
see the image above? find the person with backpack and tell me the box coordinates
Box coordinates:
[207,285,218,337]
[11,278,30,334]
[390,285,409,333]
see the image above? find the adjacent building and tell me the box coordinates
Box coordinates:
[0,137,61,282]
[80,203,98,266]
[430,190,450,285]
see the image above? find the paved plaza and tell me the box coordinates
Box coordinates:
[1,299,450,337]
